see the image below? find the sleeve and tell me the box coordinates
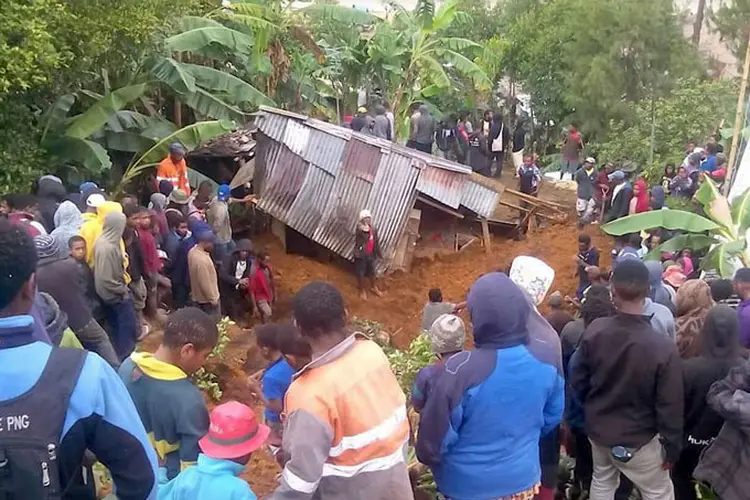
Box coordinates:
[189,254,213,302]
[270,409,333,500]
[542,373,565,436]
[75,354,159,500]
[263,372,287,402]
[177,395,210,470]
[569,341,591,405]
[219,257,239,286]
[590,249,600,267]
[655,348,684,464]
[410,368,428,412]
[94,250,128,302]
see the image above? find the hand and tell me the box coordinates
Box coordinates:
[247,376,262,398]
[238,278,249,289]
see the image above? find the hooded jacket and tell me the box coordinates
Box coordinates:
[51,200,84,259]
[645,260,676,314]
[643,297,676,339]
[372,106,391,140]
[36,253,93,331]
[37,176,67,232]
[413,105,435,145]
[80,202,129,283]
[158,454,257,500]
[416,273,564,500]
[94,211,129,304]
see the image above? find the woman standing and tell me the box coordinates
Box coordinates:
[675,279,714,358]
[628,178,649,215]
[353,209,382,301]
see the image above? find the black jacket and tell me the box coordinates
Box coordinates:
[605,184,633,223]
[570,312,684,462]
[36,257,93,331]
[219,253,253,287]
[354,227,381,260]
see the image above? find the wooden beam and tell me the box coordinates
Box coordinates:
[497,200,560,222]
[416,196,465,219]
[480,218,491,253]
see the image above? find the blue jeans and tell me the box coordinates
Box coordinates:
[102,298,138,361]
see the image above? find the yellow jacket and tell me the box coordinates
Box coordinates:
[79,201,131,284]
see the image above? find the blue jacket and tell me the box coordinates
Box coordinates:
[159,454,257,500]
[0,315,158,499]
[416,273,565,500]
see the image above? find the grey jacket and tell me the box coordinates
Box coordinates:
[372,114,391,140]
[643,298,676,340]
[413,105,435,144]
[94,211,129,304]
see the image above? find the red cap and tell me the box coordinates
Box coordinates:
[199,401,270,460]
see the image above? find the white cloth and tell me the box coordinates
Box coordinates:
[512,150,524,169]
[235,260,247,281]
[509,256,555,306]
[491,124,504,152]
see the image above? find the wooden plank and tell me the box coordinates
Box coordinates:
[416,196,465,219]
[497,200,560,222]
[481,218,491,253]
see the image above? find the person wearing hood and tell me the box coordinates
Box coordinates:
[488,111,511,178]
[604,170,633,223]
[34,291,82,349]
[79,198,130,279]
[674,305,743,500]
[353,209,382,300]
[372,104,392,140]
[34,235,120,367]
[570,259,682,500]
[51,200,83,259]
[650,184,666,210]
[149,192,169,241]
[645,260,676,315]
[207,184,233,266]
[36,174,67,232]
[95,211,138,360]
[416,272,564,500]
[409,104,435,154]
[218,239,254,321]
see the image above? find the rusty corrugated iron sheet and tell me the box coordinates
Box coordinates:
[302,128,345,176]
[460,180,500,218]
[253,132,282,195]
[312,171,372,259]
[367,152,419,261]
[341,138,381,183]
[286,165,335,236]
[416,165,467,209]
[256,144,308,221]
[283,119,310,156]
[256,112,287,142]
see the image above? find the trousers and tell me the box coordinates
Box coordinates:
[74,318,120,368]
[590,437,674,500]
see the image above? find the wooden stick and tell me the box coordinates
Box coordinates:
[497,200,563,221]
[480,218,491,253]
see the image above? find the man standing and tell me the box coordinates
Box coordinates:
[206,184,233,265]
[561,125,583,180]
[576,157,598,227]
[512,118,526,171]
[271,282,413,500]
[571,260,683,500]
[604,171,633,223]
[371,104,392,140]
[350,107,369,133]
[188,229,220,321]
[410,104,435,154]
[734,268,750,348]
[489,111,511,178]
[157,143,191,196]
[249,251,275,324]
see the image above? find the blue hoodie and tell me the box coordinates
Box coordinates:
[0,314,158,499]
[159,454,257,500]
[416,273,565,500]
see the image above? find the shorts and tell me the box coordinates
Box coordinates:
[576,198,596,221]
[257,300,272,319]
[355,256,376,278]
[129,277,147,311]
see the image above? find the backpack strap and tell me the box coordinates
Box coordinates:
[35,348,87,438]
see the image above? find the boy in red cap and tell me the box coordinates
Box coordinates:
[159,400,270,499]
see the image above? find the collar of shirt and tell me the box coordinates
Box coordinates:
[293,332,367,380]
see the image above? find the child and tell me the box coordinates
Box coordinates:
[159,401,269,499]
[247,323,295,441]
[249,251,275,323]
[661,163,676,193]
[411,314,466,413]
[119,307,218,481]
[421,288,456,331]
[276,321,312,372]
[124,205,148,337]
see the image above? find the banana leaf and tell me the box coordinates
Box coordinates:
[47,136,112,173]
[442,49,492,87]
[731,186,750,234]
[182,63,274,106]
[182,88,246,123]
[151,57,197,95]
[300,4,378,24]
[601,210,719,236]
[694,178,734,232]
[165,26,254,56]
[644,234,719,260]
[104,131,156,153]
[105,110,153,133]
[40,94,75,141]
[178,15,226,31]
[65,84,149,140]
[702,239,746,278]
[122,120,234,188]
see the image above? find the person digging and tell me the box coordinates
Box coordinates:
[354,209,383,301]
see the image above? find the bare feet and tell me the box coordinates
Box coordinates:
[371,286,383,297]
[360,289,368,301]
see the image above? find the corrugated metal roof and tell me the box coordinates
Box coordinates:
[256,144,308,221]
[302,128,345,176]
[257,112,287,142]
[367,152,419,261]
[312,171,372,259]
[253,132,281,194]
[460,180,500,218]
[416,165,467,209]
[286,165,335,236]
[282,119,310,156]
[341,138,380,183]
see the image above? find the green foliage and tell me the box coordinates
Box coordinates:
[192,317,233,401]
[710,0,750,60]
[592,78,736,181]
[0,98,50,194]
[384,335,435,394]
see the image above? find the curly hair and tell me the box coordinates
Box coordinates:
[292,281,346,338]
[581,285,615,327]
[162,307,219,351]
[0,219,37,310]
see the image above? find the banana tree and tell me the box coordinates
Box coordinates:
[601,178,750,277]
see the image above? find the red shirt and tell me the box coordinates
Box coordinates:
[365,231,375,256]
[250,264,273,302]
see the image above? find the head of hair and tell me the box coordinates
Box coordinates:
[734,267,750,283]
[578,233,591,245]
[256,250,269,262]
[123,204,145,218]
[706,141,718,155]
[611,260,650,301]
[254,323,282,351]
[162,307,219,351]
[428,288,443,302]
[0,220,37,310]
[581,285,615,327]
[710,279,735,302]
[548,291,562,308]
[628,233,642,248]
[292,282,346,338]
[6,193,38,211]
[68,235,85,248]
[459,108,470,120]
[275,322,312,358]
[166,211,186,230]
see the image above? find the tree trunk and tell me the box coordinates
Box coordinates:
[692,0,706,46]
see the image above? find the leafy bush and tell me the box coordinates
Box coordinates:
[192,317,233,401]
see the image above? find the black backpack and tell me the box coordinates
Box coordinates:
[0,348,86,499]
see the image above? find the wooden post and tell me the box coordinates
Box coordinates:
[724,31,750,196]
[481,218,491,253]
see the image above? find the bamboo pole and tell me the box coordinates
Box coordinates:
[724,32,750,196]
